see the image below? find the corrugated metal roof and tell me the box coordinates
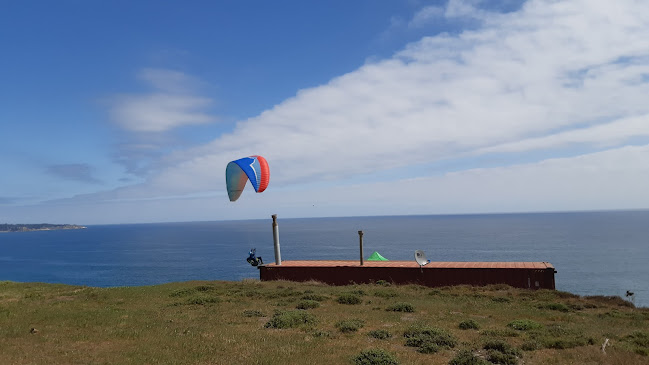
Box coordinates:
[263,261,554,269]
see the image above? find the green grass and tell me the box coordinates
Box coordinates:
[0,280,648,364]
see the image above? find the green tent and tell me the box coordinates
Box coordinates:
[367,251,389,261]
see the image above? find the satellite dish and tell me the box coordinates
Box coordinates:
[414,250,429,266]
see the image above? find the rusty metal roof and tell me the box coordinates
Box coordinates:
[263,261,554,269]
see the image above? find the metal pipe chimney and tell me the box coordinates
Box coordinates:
[358,230,364,266]
[272,214,281,265]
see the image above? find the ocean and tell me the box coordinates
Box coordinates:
[1,211,647,307]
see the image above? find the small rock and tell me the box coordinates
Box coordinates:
[30,328,39,334]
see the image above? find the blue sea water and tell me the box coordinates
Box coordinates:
[1,211,648,307]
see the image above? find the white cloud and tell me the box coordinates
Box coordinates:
[110,69,216,132]
[11,144,649,224]
[477,113,649,154]
[137,0,649,197]
[409,5,445,28]
[17,0,649,223]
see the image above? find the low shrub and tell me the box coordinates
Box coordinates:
[486,350,518,365]
[537,302,571,312]
[184,295,220,305]
[448,350,490,365]
[507,319,542,331]
[483,340,521,356]
[459,319,480,330]
[373,290,398,299]
[368,329,392,340]
[264,310,317,329]
[296,300,320,309]
[417,342,439,354]
[336,319,365,333]
[484,340,522,365]
[583,295,634,308]
[337,293,362,305]
[623,331,649,355]
[521,341,540,351]
[193,285,215,292]
[385,302,415,313]
[375,280,391,286]
[301,294,328,302]
[352,348,398,365]
[169,288,195,297]
[403,325,457,349]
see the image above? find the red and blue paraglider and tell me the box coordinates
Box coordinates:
[225,155,270,202]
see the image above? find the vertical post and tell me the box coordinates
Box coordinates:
[358,230,364,266]
[272,214,281,265]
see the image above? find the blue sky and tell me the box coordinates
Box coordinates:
[2,0,649,224]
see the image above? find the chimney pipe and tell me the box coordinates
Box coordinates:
[358,230,364,266]
[272,214,281,265]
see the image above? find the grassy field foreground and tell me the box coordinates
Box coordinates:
[1,280,648,365]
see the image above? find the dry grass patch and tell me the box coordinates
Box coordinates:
[0,280,647,364]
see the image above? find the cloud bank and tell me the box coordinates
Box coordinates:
[11,0,649,223]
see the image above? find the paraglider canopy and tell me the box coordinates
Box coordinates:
[226,155,270,202]
[367,251,389,261]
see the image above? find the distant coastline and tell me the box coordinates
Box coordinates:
[0,224,86,233]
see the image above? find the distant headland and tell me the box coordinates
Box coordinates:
[0,224,86,233]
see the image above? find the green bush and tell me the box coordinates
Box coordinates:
[507,319,542,331]
[184,295,220,305]
[583,295,634,308]
[521,341,540,351]
[336,319,365,333]
[403,325,457,349]
[537,302,571,312]
[301,293,328,302]
[459,319,480,330]
[483,340,521,355]
[543,338,590,349]
[368,329,392,340]
[353,348,398,365]
[296,300,320,309]
[385,302,414,313]
[337,293,362,305]
[193,285,215,292]
[486,350,518,365]
[417,342,440,354]
[264,310,317,329]
[623,331,649,355]
[375,280,391,286]
[483,340,522,365]
[373,290,398,299]
[169,288,195,297]
[448,350,490,365]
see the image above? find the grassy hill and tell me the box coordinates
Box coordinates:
[1,280,647,364]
